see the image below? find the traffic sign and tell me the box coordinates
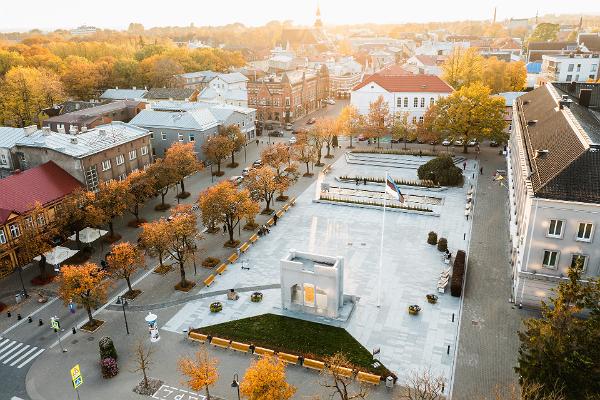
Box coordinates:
[70,364,81,380]
[72,375,83,389]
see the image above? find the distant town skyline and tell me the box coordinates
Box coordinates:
[1,0,599,32]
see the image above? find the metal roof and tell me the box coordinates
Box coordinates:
[0,127,27,149]
[130,108,219,131]
[100,88,148,100]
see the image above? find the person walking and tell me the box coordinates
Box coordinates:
[419,149,422,157]
[256,139,259,146]
[363,178,367,185]
[273,214,278,226]
[355,178,359,186]
[479,166,483,175]
[222,224,227,236]
[463,161,467,171]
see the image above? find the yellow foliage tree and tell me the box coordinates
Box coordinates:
[164,142,203,198]
[243,166,278,213]
[202,135,233,176]
[95,179,130,240]
[125,170,157,224]
[239,356,296,400]
[291,132,316,177]
[106,242,145,295]
[219,124,246,168]
[139,218,171,271]
[337,104,363,148]
[178,348,219,399]
[57,263,110,324]
[366,95,390,148]
[165,205,199,289]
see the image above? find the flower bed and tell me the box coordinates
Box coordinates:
[339,175,438,188]
[210,301,223,313]
[202,257,220,268]
[426,294,438,304]
[319,194,433,213]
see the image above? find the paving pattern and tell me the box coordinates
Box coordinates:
[0,337,45,370]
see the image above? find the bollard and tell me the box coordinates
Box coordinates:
[442,383,445,393]
[28,316,32,323]
[72,327,76,334]
[452,313,455,322]
[7,311,11,318]
[447,345,450,354]
[17,313,22,320]
[38,318,43,326]
[463,233,466,240]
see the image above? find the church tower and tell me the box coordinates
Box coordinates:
[314,5,323,28]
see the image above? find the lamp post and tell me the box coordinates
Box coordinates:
[210,164,214,183]
[16,266,28,298]
[116,296,129,335]
[231,373,240,400]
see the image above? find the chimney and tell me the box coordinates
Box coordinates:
[132,86,137,90]
[24,125,37,135]
[42,127,51,136]
[69,125,78,135]
[579,89,592,108]
[70,137,78,144]
[81,125,87,132]
[559,94,573,109]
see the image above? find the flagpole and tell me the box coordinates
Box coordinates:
[377,175,387,308]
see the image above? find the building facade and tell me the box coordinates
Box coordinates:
[540,53,599,84]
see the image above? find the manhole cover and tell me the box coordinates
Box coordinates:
[71,339,79,344]
[87,336,95,342]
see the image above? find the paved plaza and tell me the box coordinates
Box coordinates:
[163,152,479,389]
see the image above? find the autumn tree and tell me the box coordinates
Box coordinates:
[431,83,506,153]
[442,47,483,90]
[337,104,363,148]
[320,353,368,400]
[391,112,413,150]
[61,56,101,100]
[528,23,560,44]
[55,190,104,249]
[95,179,130,240]
[244,166,278,213]
[239,356,296,400]
[292,132,316,177]
[146,158,178,211]
[106,242,145,295]
[131,340,154,391]
[309,120,328,166]
[366,95,390,148]
[16,203,56,281]
[125,170,157,225]
[262,143,299,200]
[165,205,199,289]
[137,55,184,87]
[164,142,203,198]
[397,369,446,400]
[139,218,171,271]
[57,263,110,325]
[202,135,233,176]
[219,124,246,168]
[416,107,442,149]
[178,348,219,400]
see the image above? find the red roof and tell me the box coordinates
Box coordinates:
[0,161,83,224]
[353,74,454,93]
[414,55,444,66]
[377,64,413,76]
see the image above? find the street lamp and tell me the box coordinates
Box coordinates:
[210,164,214,183]
[16,266,28,298]
[116,296,130,335]
[231,373,240,400]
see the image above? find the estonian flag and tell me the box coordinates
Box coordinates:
[385,173,405,202]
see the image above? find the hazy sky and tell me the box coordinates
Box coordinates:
[1,0,598,31]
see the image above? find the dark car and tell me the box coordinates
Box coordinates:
[306,118,316,125]
[268,131,284,137]
[293,129,306,135]
[416,137,426,144]
[429,140,439,145]
[252,159,262,167]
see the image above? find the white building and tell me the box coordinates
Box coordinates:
[403,55,444,76]
[351,73,453,124]
[70,25,97,36]
[198,72,249,108]
[0,126,34,176]
[309,56,363,98]
[507,82,600,307]
[414,40,469,57]
[540,53,600,84]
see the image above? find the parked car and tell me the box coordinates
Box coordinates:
[285,123,293,131]
[292,129,306,135]
[490,140,499,147]
[429,140,439,145]
[391,138,401,143]
[229,176,244,186]
[358,135,368,141]
[268,131,283,137]
[442,139,451,146]
[453,139,464,147]
[467,139,478,147]
[252,159,262,167]
[306,118,316,125]
[416,137,426,144]
[264,123,273,130]
[327,99,336,105]
[242,167,252,176]
[289,137,297,145]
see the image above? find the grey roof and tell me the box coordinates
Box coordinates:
[198,87,248,102]
[497,92,527,107]
[15,122,150,158]
[0,127,27,148]
[44,100,144,125]
[143,88,198,100]
[217,72,249,84]
[100,88,148,100]
[130,108,219,131]
[179,71,219,81]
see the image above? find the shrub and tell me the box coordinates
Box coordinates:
[451,250,466,297]
[427,231,438,245]
[408,305,421,315]
[99,336,118,360]
[210,302,223,313]
[250,292,263,303]
[426,294,438,304]
[437,238,448,252]
[202,257,220,268]
[100,357,119,378]
[417,156,463,186]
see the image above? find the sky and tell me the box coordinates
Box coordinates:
[1,0,599,31]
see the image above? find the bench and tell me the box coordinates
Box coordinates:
[249,233,258,243]
[282,204,290,212]
[303,358,325,371]
[239,242,250,253]
[210,337,231,349]
[253,346,275,357]
[266,218,274,226]
[278,352,299,365]
[276,210,284,218]
[330,365,354,378]
[357,371,381,385]
[215,264,227,275]
[188,332,208,343]
[289,197,296,206]
[231,341,250,353]
[203,274,215,287]
[228,253,239,263]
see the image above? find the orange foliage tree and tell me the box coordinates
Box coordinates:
[106,242,145,295]
[243,166,278,213]
[166,205,199,289]
[95,179,130,239]
[178,348,219,399]
[164,142,203,198]
[55,189,104,249]
[16,203,56,281]
[139,218,171,270]
[261,143,299,201]
[202,135,233,176]
[125,170,157,224]
[219,124,246,168]
[291,132,316,177]
[57,263,110,324]
[239,356,296,400]
[146,158,178,211]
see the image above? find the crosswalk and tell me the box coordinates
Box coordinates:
[0,337,45,369]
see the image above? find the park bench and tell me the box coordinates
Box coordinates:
[228,253,239,263]
[357,371,381,385]
[231,341,250,353]
[282,204,290,212]
[276,210,284,218]
[266,218,275,226]
[278,352,299,365]
[249,233,258,243]
[216,264,227,275]
[303,358,325,371]
[203,274,215,287]
[253,347,275,357]
[210,337,231,349]
[188,331,208,343]
[289,197,296,206]
[239,242,250,253]
[330,365,354,378]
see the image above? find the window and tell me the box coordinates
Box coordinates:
[547,219,564,238]
[0,229,6,244]
[570,254,588,271]
[9,223,20,239]
[0,154,6,165]
[396,98,402,107]
[178,133,183,142]
[413,97,418,107]
[420,97,425,107]
[118,173,127,181]
[161,132,167,140]
[24,217,33,228]
[419,116,424,123]
[403,97,408,107]
[150,132,154,139]
[140,146,148,156]
[566,74,572,81]
[128,150,137,160]
[285,97,290,106]
[430,98,435,107]
[37,213,46,226]
[412,116,417,124]
[592,64,598,72]
[576,222,593,242]
[576,64,581,72]
[542,250,559,269]
[189,134,195,142]
[101,159,111,171]
[567,64,574,72]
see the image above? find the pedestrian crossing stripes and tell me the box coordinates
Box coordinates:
[0,337,45,369]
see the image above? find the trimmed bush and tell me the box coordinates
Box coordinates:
[451,250,466,297]
[427,231,438,245]
[99,336,118,360]
[437,238,448,252]
[100,357,119,378]
[250,292,263,303]
[417,156,463,186]
[210,302,223,313]
[408,305,421,315]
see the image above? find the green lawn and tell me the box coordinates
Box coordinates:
[194,313,392,377]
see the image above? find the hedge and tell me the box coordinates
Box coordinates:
[451,250,466,297]
[351,149,439,157]
[338,175,438,188]
[417,156,464,186]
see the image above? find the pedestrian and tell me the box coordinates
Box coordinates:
[463,161,467,171]
[222,224,227,236]
[419,150,422,157]
[363,178,367,185]
[480,167,483,175]
[256,139,259,146]
[355,178,359,186]
[273,214,278,225]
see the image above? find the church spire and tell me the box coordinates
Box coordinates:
[314,4,323,28]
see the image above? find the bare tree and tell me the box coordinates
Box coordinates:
[485,381,566,400]
[320,353,368,400]
[397,369,445,400]
[131,340,154,389]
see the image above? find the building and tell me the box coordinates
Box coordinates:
[507,82,600,307]
[177,71,219,90]
[496,92,527,134]
[403,55,445,76]
[100,88,148,101]
[246,66,329,124]
[578,32,600,53]
[197,72,249,107]
[0,126,34,176]
[351,73,453,124]
[42,100,147,134]
[309,56,363,98]
[70,25,97,36]
[526,41,578,62]
[540,53,599,84]
[142,88,199,102]
[13,122,152,191]
[526,61,543,89]
[0,161,83,278]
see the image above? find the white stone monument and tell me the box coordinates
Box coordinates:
[280,249,345,319]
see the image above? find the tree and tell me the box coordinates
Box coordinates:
[504,61,527,92]
[431,83,506,153]
[106,242,144,295]
[366,95,390,148]
[137,55,183,87]
[320,353,368,400]
[292,132,316,177]
[262,143,299,200]
[528,23,560,44]
[516,260,600,399]
[95,179,130,240]
[397,369,446,400]
[15,203,56,281]
[0,49,25,76]
[57,263,110,325]
[219,124,246,168]
[309,120,328,166]
[61,56,101,100]
[164,142,203,198]
[146,158,178,211]
[202,135,233,177]
[417,156,463,186]
[244,166,278,213]
[55,190,104,249]
[125,170,157,225]
[139,218,171,271]
[442,47,483,90]
[239,356,296,400]
[391,112,413,150]
[131,340,154,391]
[165,205,199,289]
[178,348,218,399]
[337,105,363,148]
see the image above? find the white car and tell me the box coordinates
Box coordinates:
[289,137,297,145]
[327,99,336,105]
[442,139,451,146]
[467,139,478,147]
[242,167,252,176]
[229,176,244,186]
